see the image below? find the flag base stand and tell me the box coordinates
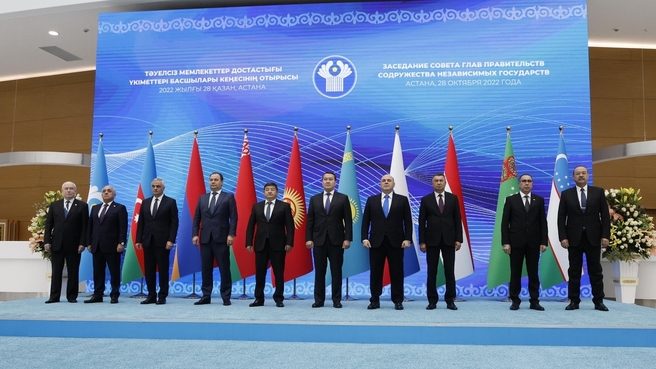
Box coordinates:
[288,279,305,300]
[130,278,148,299]
[183,274,201,299]
[403,296,415,302]
[454,297,466,302]
[235,278,253,300]
[183,292,201,299]
[559,298,570,303]
[499,297,512,302]
[343,279,358,301]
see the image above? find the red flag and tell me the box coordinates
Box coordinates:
[232,131,258,279]
[280,130,313,283]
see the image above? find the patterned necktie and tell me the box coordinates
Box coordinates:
[210,192,217,212]
[266,201,272,221]
[152,198,159,218]
[99,203,108,222]
[524,195,530,212]
[65,200,70,218]
[325,192,331,214]
[580,188,587,211]
[438,194,444,213]
[383,194,390,218]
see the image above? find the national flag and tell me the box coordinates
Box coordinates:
[279,129,313,283]
[540,131,571,288]
[230,131,258,281]
[384,127,421,286]
[437,130,475,286]
[171,134,206,281]
[486,130,520,289]
[122,135,157,284]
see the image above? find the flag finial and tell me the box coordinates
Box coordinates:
[395,125,400,131]
[449,126,453,132]
[346,126,351,132]
[194,130,198,137]
[559,126,564,133]
[506,126,511,132]
[99,133,103,139]
[149,131,153,140]
[244,128,248,133]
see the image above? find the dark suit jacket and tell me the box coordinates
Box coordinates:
[136,195,179,248]
[246,200,294,252]
[44,198,89,252]
[418,191,463,246]
[306,191,353,245]
[501,192,548,248]
[558,185,610,247]
[87,201,128,253]
[192,191,237,244]
[361,192,412,248]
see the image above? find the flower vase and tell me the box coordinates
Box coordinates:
[611,260,640,304]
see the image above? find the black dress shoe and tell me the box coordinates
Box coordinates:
[84,296,103,303]
[45,298,59,304]
[446,302,458,310]
[510,302,520,310]
[67,299,77,303]
[394,303,404,310]
[110,297,119,304]
[594,302,609,311]
[194,297,211,305]
[276,302,284,308]
[312,302,324,308]
[530,303,545,311]
[426,303,437,310]
[333,302,343,309]
[249,300,264,307]
[140,297,156,305]
[223,300,231,306]
[367,302,380,310]
[565,302,579,310]
[156,298,166,305]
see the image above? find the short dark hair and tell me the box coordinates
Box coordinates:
[572,166,587,176]
[210,172,224,181]
[432,173,445,180]
[518,173,533,181]
[263,182,278,191]
[322,171,337,181]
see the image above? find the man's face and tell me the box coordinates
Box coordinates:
[61,182,77,200]
[209,174,223,191]
[322,173,336,192]
[573,166,589,187]
[151,180,164,197]
[519,175,533,194]
[432,175,446,192]
[101,186,116,203]
[264,185,278,202]
[380,175,395,194]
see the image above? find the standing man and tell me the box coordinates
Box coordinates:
[419,173,462,311]
[136,178,179,305]
[361,174,412,310]
[85,185,128,304]
[245,182,294,308]
[501,174,548,311]
[306,171,353,308]
[558,165,611,311]
[44,181,88,303]
[192,172,237,306]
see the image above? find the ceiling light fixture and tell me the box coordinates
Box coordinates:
[48,31,59,36]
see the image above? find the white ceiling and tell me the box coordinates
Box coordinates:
[1,0,655,82]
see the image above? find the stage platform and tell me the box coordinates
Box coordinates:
[1,296,655,348]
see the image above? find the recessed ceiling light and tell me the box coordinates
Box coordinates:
[48,31,59,36]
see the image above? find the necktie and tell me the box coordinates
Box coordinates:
[580,188,587,211]
[99,204,108,222]
[524,195,530,212]
[210,192,217,212]
[438,194,444,213]
[152,198,159,218]
[65,200,70,218]
[325,192,331,214]
[383,194,390,218]
[266,201,272,221]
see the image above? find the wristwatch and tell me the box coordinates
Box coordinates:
[120,242,125,246]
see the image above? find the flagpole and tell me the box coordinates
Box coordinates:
[183,273,201,299]
[343,277,357,301]
[289,279,304,300]
[501,126,512,303]
[448,126,467,303]
[130,277,148,298]
[235,278,253,300]
[557,126,569,303]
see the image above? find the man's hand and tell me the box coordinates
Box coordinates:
[402,240,411,249]
[77,245,84,254]
[455,241,461,251]
[601,238,610,247]
[342,240,350,249]
[87,246,92,252]
[362,240,371,249]
[117,243,125,253]
[420,243,427,253]
[560,239,569,249]
[285,245,292,253]
[247,246,253,254]
[44,243,51,252]
[503,244,511,255]
[165,241,174,250]
[227,235,234,246]
[305,241,314,249]
[192,236,199,246]
[135,243,143,250]
[540,245,547,253]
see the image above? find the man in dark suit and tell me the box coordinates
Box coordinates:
[419,173,462,311]
[136,178,179,305]
[501,174,548,311]
[246,182,294,308]
[558,165,611,311]
[43,181,88,303]
[192,172,237,306]
[85,185,128,304]
[362,174,412,310]
[306,171,353,308]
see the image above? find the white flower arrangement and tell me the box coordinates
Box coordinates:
[604,188,656,262]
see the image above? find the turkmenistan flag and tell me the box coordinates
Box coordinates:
[486,131,519,290]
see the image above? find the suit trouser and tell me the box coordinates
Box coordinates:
[426,241,456,304]
[254,239,286,303]
[568,231,605,304]
[49,247,81,301]
[92,251,121,299]
[369,236,404,304]
[200,236,232,301]
[313,239,344,303]
[509,245,540,304]
[144,236,171,299]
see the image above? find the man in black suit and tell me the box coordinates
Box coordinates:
[306,171,353,308]
[558,165,611,311]
[43,181,88,303]
[362,174,412,311]
[85,185,128,304]
[501,174,548,311]
[246,182,294,308]
[192,172,237,306]
[419,173,462,311]
[136,178,179,305]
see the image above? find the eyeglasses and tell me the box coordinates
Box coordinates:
[520,179,533,183]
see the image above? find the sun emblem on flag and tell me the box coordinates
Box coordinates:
[283,187,305,229]
[349,197,360,223]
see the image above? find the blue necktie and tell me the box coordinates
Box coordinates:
[266,202,272,222]
[325,193,331,214]
[64,200,70,218]
[580,188,586,211]
[383,194,389,218]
